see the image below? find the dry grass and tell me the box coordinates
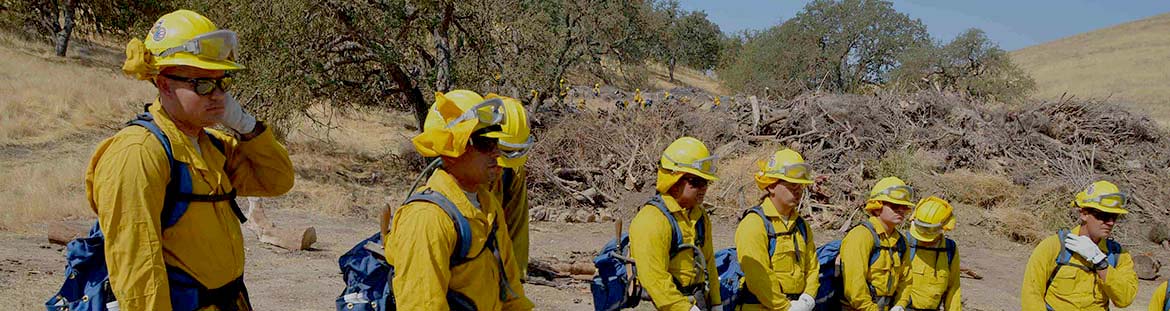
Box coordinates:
[0,32,153,232]
[1010,12,1170,126]
[0,152,92,232]
[644,62,730,96]
[0,32,153,146]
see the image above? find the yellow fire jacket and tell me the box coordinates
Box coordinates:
[629,194,721,311]
[86,103,295,311]
[385,169,533,311]
[894,237,960,310]
[1150,281,1168,311]
[733,199,819,310]
[840,216,906,311]
[493,167,529,278]
[1020,226,1137,311]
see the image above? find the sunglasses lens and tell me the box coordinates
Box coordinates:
[471,135,498,152]
[195,80,216,95]
[687,177,708,188]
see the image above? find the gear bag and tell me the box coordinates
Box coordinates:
[814,221,906,311]
[715,206,809,310]
[590,195,707,311]
[335,189,513,311]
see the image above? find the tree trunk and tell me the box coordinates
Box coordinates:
[54,0,77,57]
[432,3,454,92]
[389,65,429,132]
[668,57,676,82]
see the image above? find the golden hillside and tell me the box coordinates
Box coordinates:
[1011,12,1170,125]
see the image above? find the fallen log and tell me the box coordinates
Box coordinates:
[47,221,92,245]
[245,198,317,250]
[959,267,983,280]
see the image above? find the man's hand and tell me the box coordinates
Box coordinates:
[221,93,257,134]
[1063,234,1107,266]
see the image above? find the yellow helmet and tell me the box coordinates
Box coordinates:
[755,149,813,190]
[1072,180,1129,214]
[144,10,244,71]
[910,196,955,242]
[656,137,718,192]
[496,97,532,168]
[865,176,915,210]
[413,90,511,158]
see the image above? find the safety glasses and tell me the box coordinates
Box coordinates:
[1084,192,1127,209]
[445,98,505,129]
[162,74,232,95]
[871,185,915,202]
[765,163,811,181]
[1087,208,1124,222]
[157,30,239,61]
[912,219,944,237]
[664,154,718,176]
[499,136,534,159]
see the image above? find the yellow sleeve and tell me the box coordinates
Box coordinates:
[944,245,961,311]
[209,128,294,197]
[735,214,789,309]
[802,221,820,297]
[893,257,911,309]
[1020,235,1060,311]
[1150,281,1168,311]
[1103,250,1138,307]
[386,202,458,311]
[89,134,173,311]
[840,226,878,311]
[629,205,690,311]
[703,215,721,306]
[501,168,530,278]
[494,198,535,311]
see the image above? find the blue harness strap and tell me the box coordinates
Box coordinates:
[904,234,957,309]
[733,206,812,306]
[46,109,249,311]
[647,195,706,255]
[1044,229,1122,311]
[402,189,517,303]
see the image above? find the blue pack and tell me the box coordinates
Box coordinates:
[45,110,246,311]
[813,222,905,311]
[1163,280,1170,311]
[590,196,706,311]
[1043,229,1121,310]
[336,189,505,311]
[716,206,809,310]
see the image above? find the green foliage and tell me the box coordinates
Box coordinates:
[720,0,930,97]
[649,0,721,81]
[891,28,1036,102]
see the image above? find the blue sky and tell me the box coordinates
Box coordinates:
[679,0,1170,51]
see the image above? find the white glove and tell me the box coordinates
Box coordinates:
[689,305,701,311]
[220,93,257,133]
[891,306,906,311]
[1064,234,1107,265]
[787,293,815,311]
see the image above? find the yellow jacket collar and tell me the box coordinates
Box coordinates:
[660,194,684,213]
[868,216,894,235]
[149,101,210,171]
[426,168,492,221]
[659,194,706,221]
[759,198,798,219]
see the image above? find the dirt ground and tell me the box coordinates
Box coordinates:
[2,203,1164,311]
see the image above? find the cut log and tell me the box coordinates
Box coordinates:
[47,221,91,245]
[959,266,983,280]
[244,198,318,251]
